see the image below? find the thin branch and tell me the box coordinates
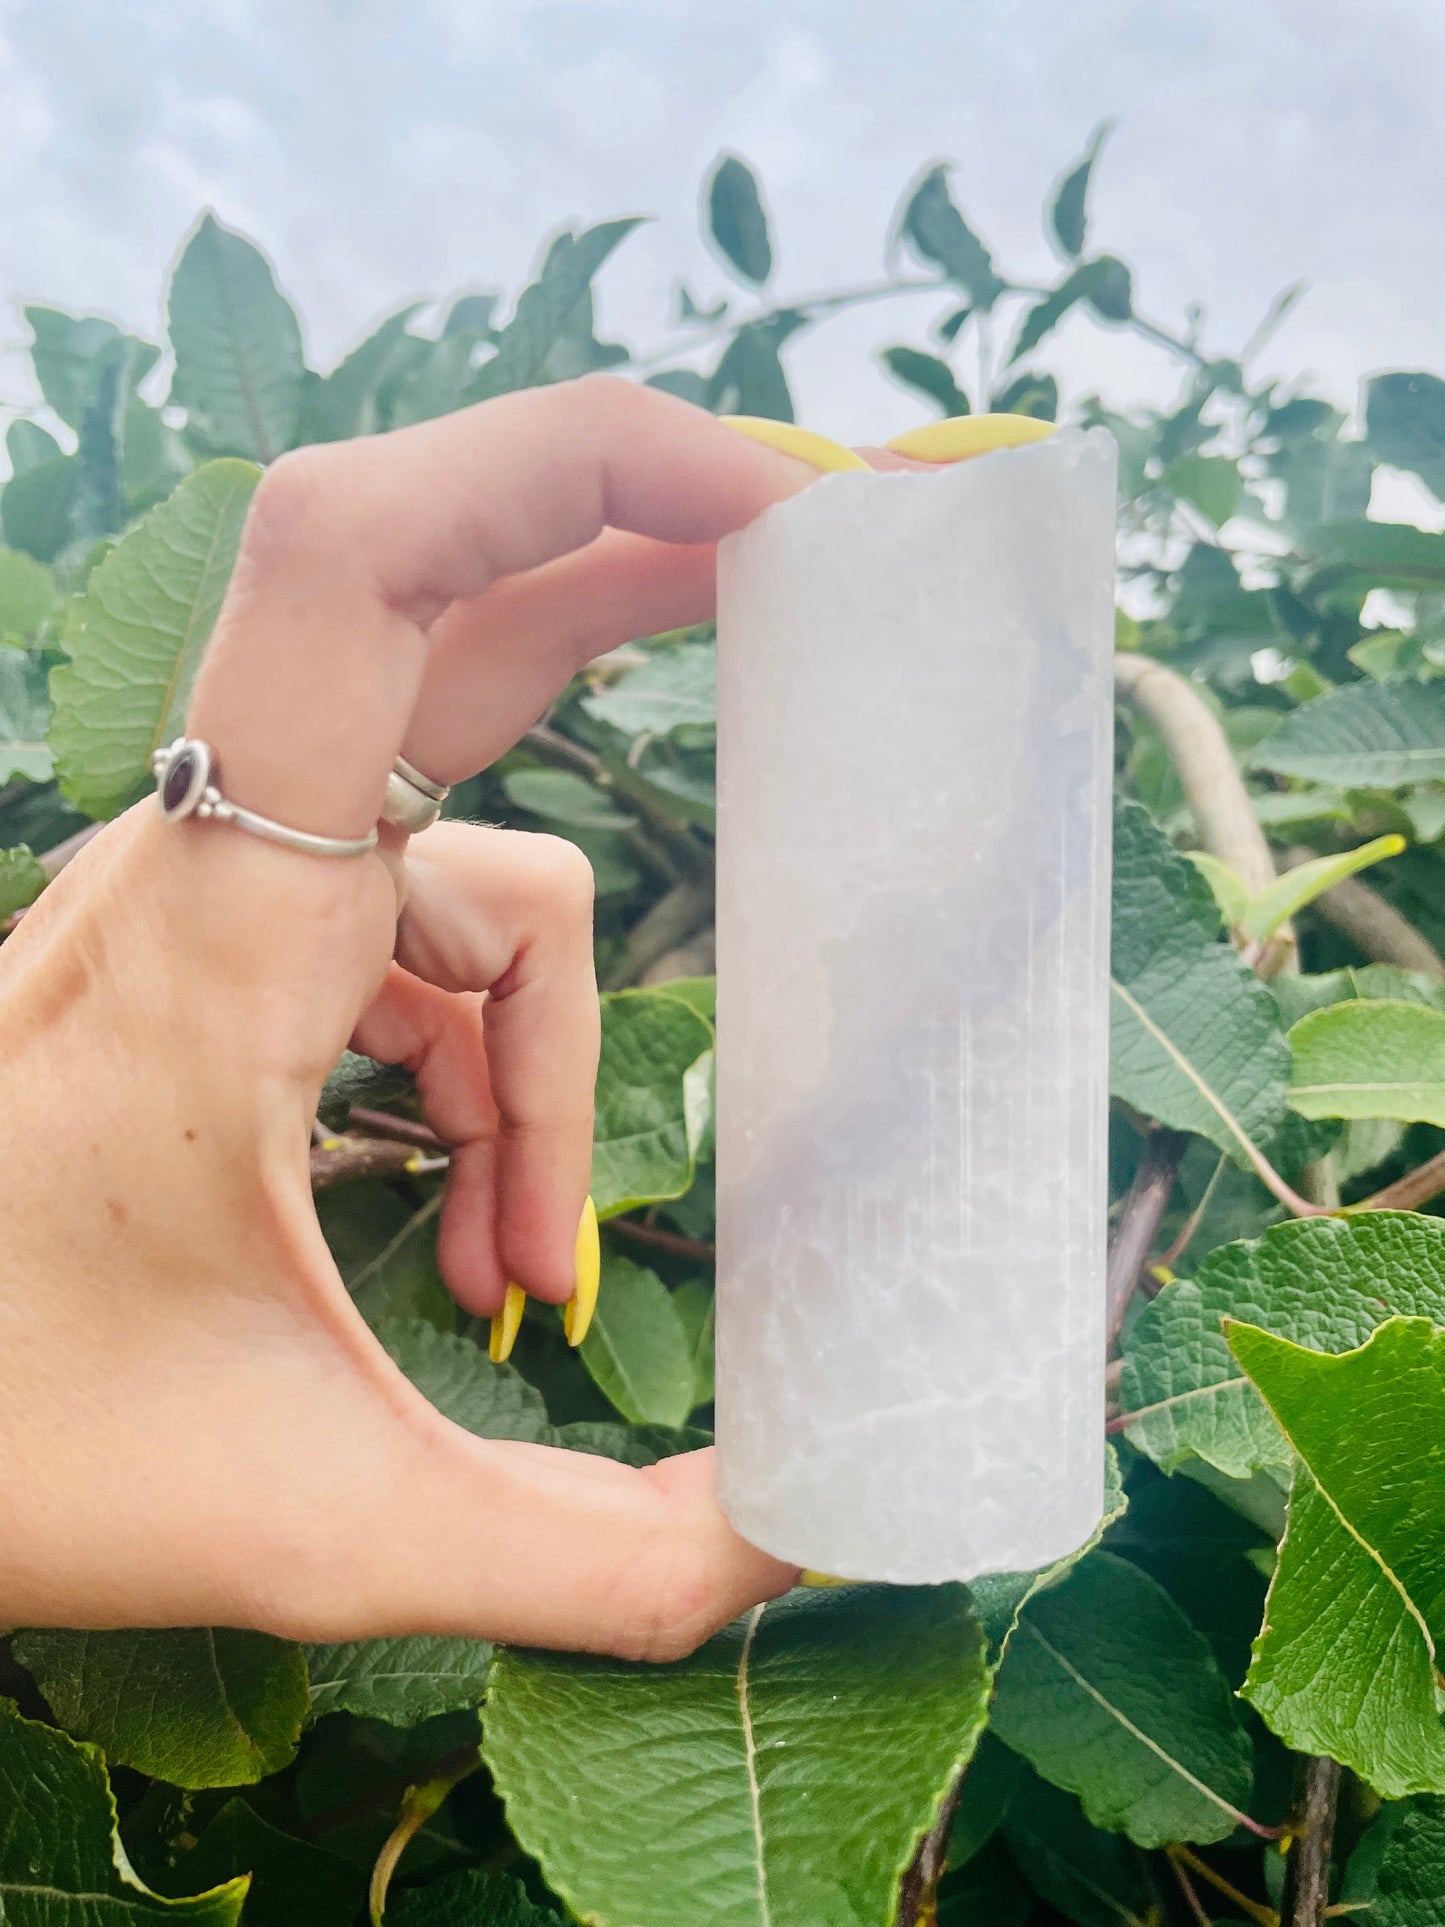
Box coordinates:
[894,1776,963,1927]
[1170,1844,1280,1927]
[369,1754,481,1924]
[1285,1756,1341,1927]
[611,1217,716,1264]
[1107,1128,1189,1345]
[633,274,952,371]
[347,1107,446,1151]
[1168,1847,1216,1927]
[523,723,709,877]
[1360,1145,1445,1214]
[310,1136,448,1189]
[603,877,714,991]
[1157,1153,1225,1270]
[1115,655,1277,896]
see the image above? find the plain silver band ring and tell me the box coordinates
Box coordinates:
[380,755,451,835]
[152,739,379,859]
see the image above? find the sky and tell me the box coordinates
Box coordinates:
[2,0,1443,450]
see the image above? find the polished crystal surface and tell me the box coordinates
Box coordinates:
[713,428,1117,1583]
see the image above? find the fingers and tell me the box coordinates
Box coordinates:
[186,378,814,841]
[349,820,599,1315]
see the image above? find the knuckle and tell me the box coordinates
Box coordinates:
[242,445,350,564]
[606,1531,725,1665]
[522,832,596,917]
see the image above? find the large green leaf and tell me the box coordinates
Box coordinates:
[1,452,79,562]
[578,1253,696,1425]
[1299,520,1445,596]
[989,1552,1256,1848]
[0,645,54,783]
[484,1585,991,1927]
[1011,260,1124,364]
[167,215,306,462]
[467,220,642,404]
[1231,1317,1445,1796]
[1286,998,1445,1124]
[12,1627,309,1789]
[900,166,1005,310]
[706,154,773,286]
[1109,798,1290,1166]
[1366,371,1445,498]
[48,459,259,818]
[1254,681,1445,790]
[0,1701,247,1920]
[591,988,715,1217]
[1239,832,1404,942]
[156,1799,364,1927]
[306,1635,492,1727]
[1120,1211,1445,1480]
[300,303,424,442]
[705,315,802,421]
[582,640,716,741]
[1001,1769,1158,1927]
[0,846,46,917]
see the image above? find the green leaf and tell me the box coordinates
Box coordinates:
[1110,798,1290,1166]
[900,166,1005,310]
[706,154,773,286]
[389,1869,565,1927]
[989,1552,1255,1847]
[1301,520,1445,597]
[502,765,635,830]
[48,459,258,818]
[158,1799,365,1927]
[550,1419,710,1464]
[591,988,716,1217]
[705,315,803,422]
[578,1253,696,1425]
[991,371,1058,420]
[0,549,58,637]
[0,846,46,917]
[0,1700,247,1920]
[1255,682,1445,790]
[321,1189,451,1329]
[968,1446,1127,1661]
[880,346,969,416]
[1164,452,1243,528]
[1287,998,1445,1123]
[7,419,63,472]
[673,1275,716,1406]
[167,215,306,462]
[0,645,54,783]
[1230,1317,1445,1796]
[483,1584,991,1927]
[25,306,159,432]
[468,220,642,403]
[1083,256,1132,322]
[946,1731,1022,1868]
[1120,1211,1445,1480]
[1346,1796,1445,1926]
[584,642,716,741]
[1,452,79,562]
[936,1838,1032,1927]
[1240,832,1405,941]
[1001,1769,1158,1927]
[1186,850,1250,927]
[377,1318,551,1441]
[12,1627,308,1789]
[1366,371,1445,498]
[300,303,425,442]
[1010,263,1102,364]
[306,1634,492,1727]
[1049,122,1114,259]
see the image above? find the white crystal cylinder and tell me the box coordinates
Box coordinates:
[713,427,1117,1584]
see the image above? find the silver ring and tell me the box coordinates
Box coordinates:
[152,739,379,859]
[380,754,451,835]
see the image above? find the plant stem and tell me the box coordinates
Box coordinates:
[1283,847,1445,981]
[347,1107,446,1151]
[1167,1847,1215,1927]
[369,1754,480,1924]
[893,1776,963,1927]
[610,1217,716,1264]
[1285,1756,1341,1927]
[634,275,952,370]
[1106,1127,1189,1344]
[310,1136,447,1189]
[1170,1844,1279,1927]
[1360,1145,1445,1214]
[602,876,714,990]
[523,723,709,878]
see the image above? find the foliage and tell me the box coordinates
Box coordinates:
[4,132,1445,1926]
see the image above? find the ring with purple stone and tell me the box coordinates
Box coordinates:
[379,754,451,836]
[150,739,379,859]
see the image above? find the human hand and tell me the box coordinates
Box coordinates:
[0,377,818,1659]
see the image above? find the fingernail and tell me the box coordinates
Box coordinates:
[884,413,1058,463]
[800,1570,861,1588]
[719,415,872,474]
[489,1283,526,1364]
[564,1196,601,1348]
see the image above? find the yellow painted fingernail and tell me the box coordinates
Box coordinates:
[489,1283,526,1364]
[720,415,872,473]
[564,1195,601,1348]
[801,1570,861,1588]
[884,413,1058,462]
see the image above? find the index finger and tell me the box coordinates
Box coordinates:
[186,378,815,842]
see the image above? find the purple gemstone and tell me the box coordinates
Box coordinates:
[162,744,203,816]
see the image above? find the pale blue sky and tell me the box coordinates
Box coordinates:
[2,0,1442,445]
